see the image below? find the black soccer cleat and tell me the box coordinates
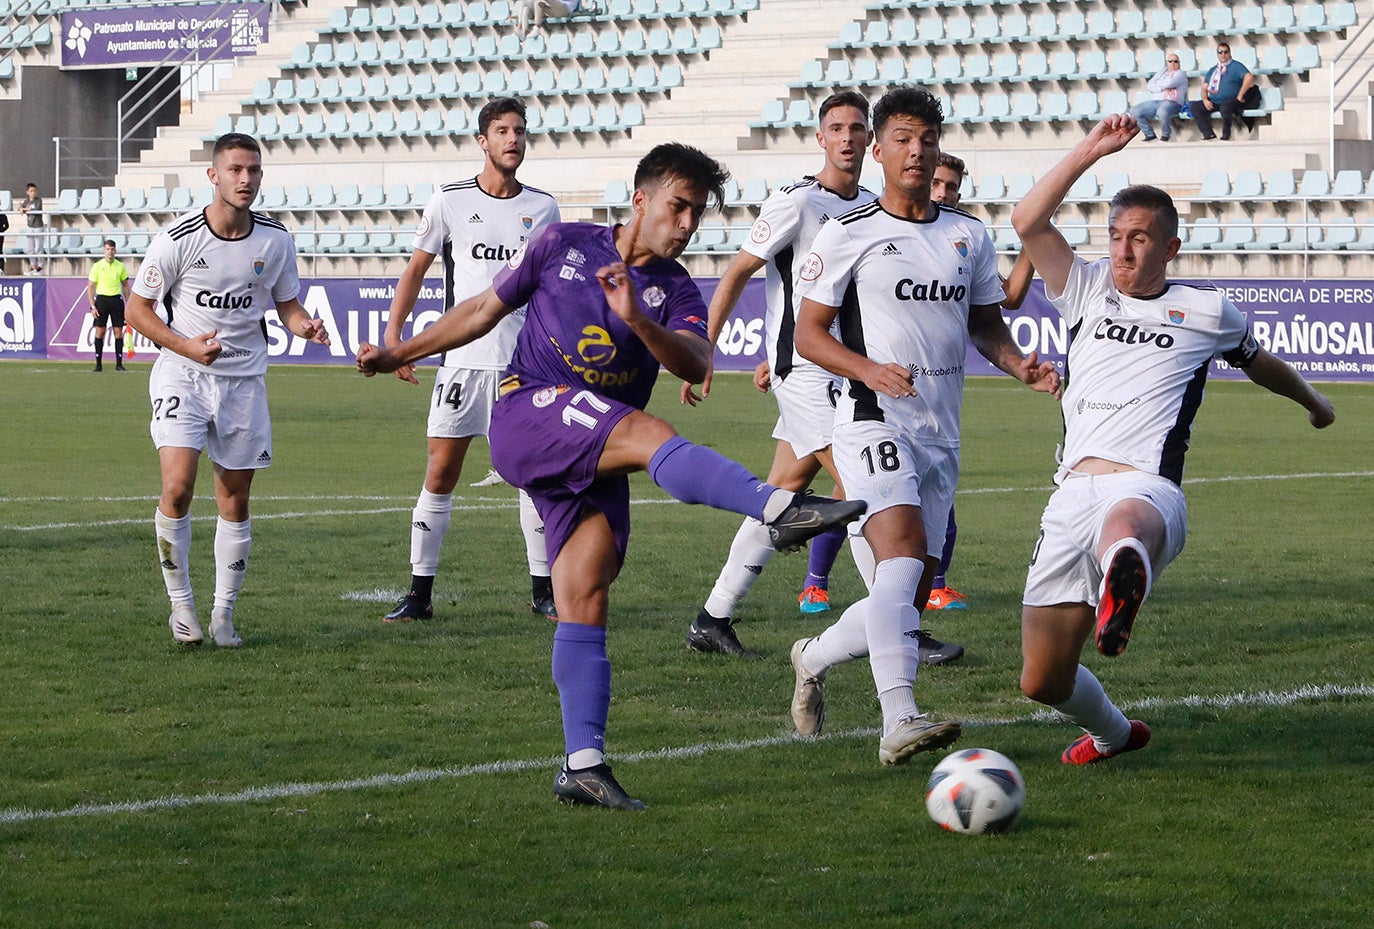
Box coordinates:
[686,610,761,659]
[383,595,434,624]
[554,763,647,811]
[915,629,965,666]
[530,575,558,620]
[766,492,866,553]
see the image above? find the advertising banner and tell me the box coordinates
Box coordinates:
[7,276,1373,383]
[59,2,269,70]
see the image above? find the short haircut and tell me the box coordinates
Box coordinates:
[477,97,526,136]
[103,239,116,248]
[937,152,967,182]
[818,90,870,123]
[212,132,261,162]
[1110,184,1180,239]
[872,85,944,137]
[25,182,36,190]
[633,142,730,209]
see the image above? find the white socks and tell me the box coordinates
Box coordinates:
[154,508,193,606]
[1054,664,1131,753]
[761,487,795,524]
[410,488,453,576]
[213,516,252,613]
[703,517,776,619]
[518,489,549,577]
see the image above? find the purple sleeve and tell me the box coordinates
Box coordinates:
[492,224,560,309]
[663,273,709,340]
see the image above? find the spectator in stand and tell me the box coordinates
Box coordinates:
[20,182,45,276]
[1129,52,1189,142]
[1190,42,1260,141]
[515,0,584,38]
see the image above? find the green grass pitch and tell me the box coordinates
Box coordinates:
[1,360,1370,928]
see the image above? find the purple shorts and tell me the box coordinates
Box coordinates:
[489,383,637,566]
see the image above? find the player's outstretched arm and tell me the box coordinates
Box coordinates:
[1240,348,1336,428]
[681,250,769,405]
[382,249,439,385]
[125,293,221,365]
[1013,114,1138,298]
[358,287,513,376]
[795,296,915,398]
[968,303,1061,397]
[276,298,331,345]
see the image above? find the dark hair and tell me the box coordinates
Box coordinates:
[477,97,527,137]
[633,143,730,209]
[1110,184,1180,239]
[103,239,116,248]
[871,85,944,137]
[817,91,870,123]
[937,152,966,181]
[212,132,262,161]
[25,182,36,190]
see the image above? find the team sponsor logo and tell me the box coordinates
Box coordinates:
[565,247,586,265]
[1093,318,1176,348]
[508,242,527,269]
[472,242,522,261]
[799,252,823,282]
[882,242,901,256]
[894,278,967,302]
[951,239,970,259]
[1076,396,1142,414]
[197,290,253,309]
[577,325,618,364]
[532,385,567,408]
[749,219,772,244]
[641,285,666,308]
[1167,308,1187,325]
[521,214,534,231]
[0,282,36,351]
[252,257,266,276]
[559,265,585,281]
[142,263,163,290]
[416,216,431,237]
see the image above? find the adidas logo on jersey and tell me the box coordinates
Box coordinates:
[882,242,902,256]
[228,559,247,571]
[190,257,210,270]
[255,450,272,464]
[468,213,483,223]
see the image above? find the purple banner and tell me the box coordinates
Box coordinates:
[10,276,1374,383]
[60,3,269,69]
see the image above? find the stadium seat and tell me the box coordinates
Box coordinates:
[1324,217,1359,248]
[1232,172,1263,200]
[1265,170,1296,199]
[1243,219,1289,250]
[1219,223,1256,250]
[976,174,1006,200]
[1331,169,1365,198]
[360,184,385,208]
[1199,172,1231,199]
[1184,218,1222,250]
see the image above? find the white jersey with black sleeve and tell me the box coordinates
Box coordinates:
[132,210,300,378]
[413,178,560,369]
[741,177,876,380]
[796,201,1004,447]
[1050,257,1258,485]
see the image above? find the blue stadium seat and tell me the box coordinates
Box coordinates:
[1199,172,1231,199]
[124,188,148,212]
[1331,169,1364,198]
[1219,223,1255,250]
[977,174,1006,200]
[311,184,336,208]
[1007,173,1035,199]
[1324,217,1359,248]
[285,185,311,209]
[1183,218,1221,250]
[1067,173,1099,200]
[1265,170,1296,199]
[1266,7,1297,33]
[1100,172,1130,198]
[1297,170,1331,198]
[753,99,785,128]
[1244,219,1289,250]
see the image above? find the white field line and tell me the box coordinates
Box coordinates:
[1,682,1368,826]
[3,471,1371,533]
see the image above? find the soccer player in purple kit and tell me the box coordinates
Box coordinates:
[358,144,866,810]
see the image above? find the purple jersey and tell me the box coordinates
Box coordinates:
[492,222,709,410]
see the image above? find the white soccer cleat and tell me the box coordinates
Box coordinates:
[169,604,204,645]
[878,714,962,766]
[790,638,827,737]
[210,608,243,648]
[470,468,507,487]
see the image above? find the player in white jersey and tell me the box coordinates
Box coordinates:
[1010,114,1335,765]
[921,151,1037,614]
[125,133,330,648]
[380,97,562,624]
[788,87,1061,764]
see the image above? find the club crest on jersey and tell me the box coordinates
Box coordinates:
[799,252,824,282]
[252,257,266,276]
[1167,308,1187,325]
[521,214,534,231]
[750,219,772,244]
[141,264,163,290]
[951,239,970,259]
[532,385,568,408]
[508,242,527,269]
[641,285,667,308]
[416,216,431,237]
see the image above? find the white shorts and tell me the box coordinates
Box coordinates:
[148,355,272,470]
[770,365,839,458]
[832,419,959,559]
[1022,470,1188,607]
[427,366,501,439]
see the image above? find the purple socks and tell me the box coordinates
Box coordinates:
[804,525,846,589]
[552,623,611,756]
[648,435,773,522]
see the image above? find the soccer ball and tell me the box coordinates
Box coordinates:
[925,748,1026,835]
